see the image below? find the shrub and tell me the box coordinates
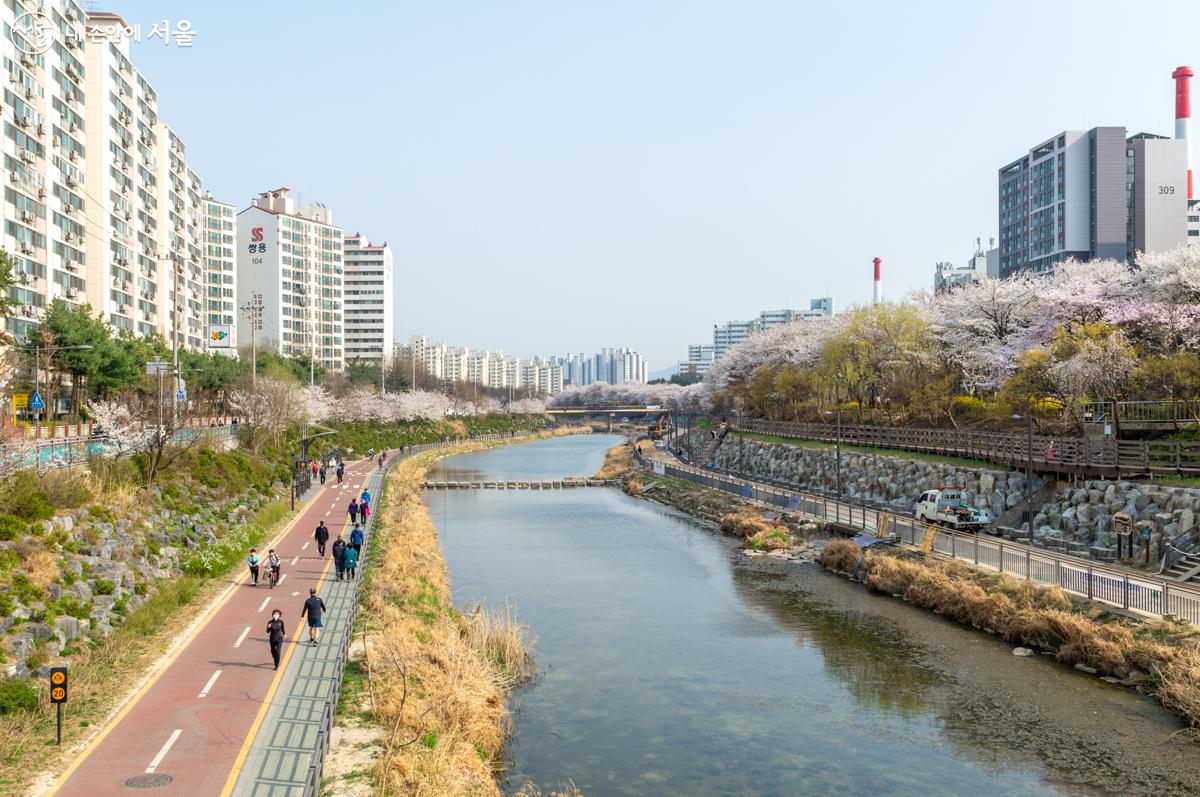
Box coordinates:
[0,678,38,715]
[36,469,93,509]
[0,514,28,542]
[92,579,115,596]
[0,472,53,522]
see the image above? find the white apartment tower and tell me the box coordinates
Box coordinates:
[204,195,237,354]
[237,188,345,370]
[2,1,90,340]
[342,233,393,367]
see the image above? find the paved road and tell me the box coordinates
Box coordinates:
[50,459,376,797]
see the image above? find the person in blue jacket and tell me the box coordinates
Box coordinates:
[350,523,364,557]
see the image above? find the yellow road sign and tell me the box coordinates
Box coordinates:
[12,393,28,410]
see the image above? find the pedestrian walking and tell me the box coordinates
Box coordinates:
[360,488,371,507]
[246,548,260,586]
[319,465,326,485]
[343,545,359,579]
[266,609,286,670]
[361,501,370,524]
[332,536,347,581]
[314,520,329,557]
[347,498,360,525]
[350,523,364,557]
[310,460,318,479]
[336,462,344,484]
[301,588,326,646]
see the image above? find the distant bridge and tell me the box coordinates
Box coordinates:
[545,406,671,416]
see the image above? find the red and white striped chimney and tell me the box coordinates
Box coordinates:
[1173,65,1194,200]
[872,257,881,305]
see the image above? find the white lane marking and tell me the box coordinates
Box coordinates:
[146,729,182,773]
[290,591,300,596]
[290,556,298,565]
[278,574,287,585]
[325,510,330,516]
[198,670,222,698]
[302,542,310,550]
[233,627,250,648]
[257,597,270,613]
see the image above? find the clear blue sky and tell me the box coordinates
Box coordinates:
[113,0,1200,370]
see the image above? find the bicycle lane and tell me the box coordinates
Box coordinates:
[49,460,375,797]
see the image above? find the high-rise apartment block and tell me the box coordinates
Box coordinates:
[998,127,1188,278]
[2,5,232,353]
[204,195,237,354]
[237,188,344,369]
[342,234,393,367]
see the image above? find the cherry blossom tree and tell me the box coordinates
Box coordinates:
[229,377,303,453]
[85,400,155,456]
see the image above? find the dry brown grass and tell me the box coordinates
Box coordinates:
[817,543,1200,726]
[23,547,60,590]
[356,446,557,796]
[719,511,771,537]
[623,477,644,496]
[819,538,862,572]
[594,442,635,480]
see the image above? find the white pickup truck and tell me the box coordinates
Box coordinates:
[913,489,990,531]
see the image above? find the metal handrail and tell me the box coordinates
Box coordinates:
[297,432,509,797]
[646,456,1200,625]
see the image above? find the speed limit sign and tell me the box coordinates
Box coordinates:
[49,668,67,702]
[49,667,68,745]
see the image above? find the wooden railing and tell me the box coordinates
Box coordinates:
[739,419,1200,476]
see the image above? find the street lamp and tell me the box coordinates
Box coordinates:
[19,344,94,439]
[1011,412,1035,532]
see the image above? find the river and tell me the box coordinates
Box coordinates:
[424,434,1200,797]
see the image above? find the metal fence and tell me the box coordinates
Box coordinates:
[298,432,511,797]
[740,418,1200,476]
[649,458,1200,625]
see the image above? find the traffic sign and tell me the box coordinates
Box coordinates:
[49,666,67,701]
[11,393,28,410]
[49,666,67,745]
[28,392,44,411]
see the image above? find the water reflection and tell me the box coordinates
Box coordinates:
[428,436,1200,797]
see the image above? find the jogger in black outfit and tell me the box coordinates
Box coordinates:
[266,609,286,669]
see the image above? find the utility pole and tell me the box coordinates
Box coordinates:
[240,292,263,385]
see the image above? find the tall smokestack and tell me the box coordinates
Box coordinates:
[872,257,881,305]
[1174,65,1194,200]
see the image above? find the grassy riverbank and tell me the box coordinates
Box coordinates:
[324,431,583,797]
[820,540,1200,727]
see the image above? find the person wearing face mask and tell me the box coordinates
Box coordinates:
[266,609,286,670]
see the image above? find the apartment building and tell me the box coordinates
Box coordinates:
[342,233,393,367]
[2,1,90,341]
[0,5,220,354]
[998,127,1188,277]
[236,188,344,369]
[204,194,236,354]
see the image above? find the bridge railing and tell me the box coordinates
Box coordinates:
[645,457,1200,625]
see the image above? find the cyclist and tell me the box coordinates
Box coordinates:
[247,548,261,586]
[267,548,282,587]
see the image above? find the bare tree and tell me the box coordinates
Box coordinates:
[229,377,303,454]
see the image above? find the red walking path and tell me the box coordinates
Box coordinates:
[47,459,374,797]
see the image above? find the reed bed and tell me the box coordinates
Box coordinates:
[818,541,1200,727]
[354,447,577,796]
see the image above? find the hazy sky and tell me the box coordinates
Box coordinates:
[113,0,1200,370]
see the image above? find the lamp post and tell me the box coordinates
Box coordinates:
[835,402,843,496]
[1012,413,1034,531]
[21,344,94,439]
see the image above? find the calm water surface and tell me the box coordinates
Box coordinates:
[425,435,1193,797]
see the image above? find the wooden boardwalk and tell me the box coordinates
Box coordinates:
[740,419,1200,477]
